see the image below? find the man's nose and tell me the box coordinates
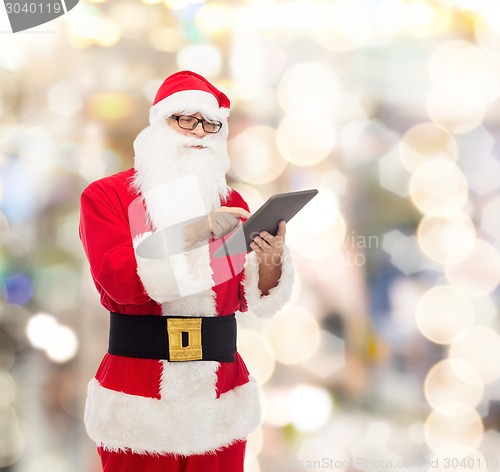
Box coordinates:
[190,121,206,137]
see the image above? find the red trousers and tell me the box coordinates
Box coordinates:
[97,441,246,472]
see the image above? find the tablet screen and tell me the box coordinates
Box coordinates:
[213,189,318,258]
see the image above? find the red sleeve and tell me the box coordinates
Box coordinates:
[79,183,151,306]
[224,189,250,218]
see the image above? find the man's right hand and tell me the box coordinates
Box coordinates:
[209,206,250,238]
[184,206,251,246]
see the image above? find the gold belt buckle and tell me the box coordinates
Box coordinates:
[166,318,203,361]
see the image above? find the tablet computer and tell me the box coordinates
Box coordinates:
[213,189,318,258]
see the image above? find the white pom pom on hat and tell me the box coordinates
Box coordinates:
[149,70,230,128]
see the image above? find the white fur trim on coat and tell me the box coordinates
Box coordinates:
[134,231,181,303]
[161,291,216,317]
[242,246,294,319]
[159,360,219,400]
[134,231,215,304]
[149,90,230,128]
[84,377,261,456]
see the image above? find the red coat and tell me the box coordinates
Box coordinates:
[79,168,294,456]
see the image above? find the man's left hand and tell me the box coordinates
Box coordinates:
[251,221,286,296]
[250,220,286,266]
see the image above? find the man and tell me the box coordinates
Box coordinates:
[79,70,294,471]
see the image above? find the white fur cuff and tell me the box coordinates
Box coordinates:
[242,246,294,319]
[84,377,261,456]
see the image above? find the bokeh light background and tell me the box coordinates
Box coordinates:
[1,0,500,470]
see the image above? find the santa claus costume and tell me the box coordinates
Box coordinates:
[79,71,294,471]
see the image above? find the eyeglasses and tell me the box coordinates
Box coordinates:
[170,115,223,134]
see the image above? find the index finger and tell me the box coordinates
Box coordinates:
[217,206,251,220]
[277,220,286,237]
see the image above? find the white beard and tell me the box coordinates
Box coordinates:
[132,123,231,231]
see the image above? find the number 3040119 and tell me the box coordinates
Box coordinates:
[5,3,62,14]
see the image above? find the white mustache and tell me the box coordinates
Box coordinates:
[175,134,216,150]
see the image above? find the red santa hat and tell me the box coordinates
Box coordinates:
[149,70,230,127]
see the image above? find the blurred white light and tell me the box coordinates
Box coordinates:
[319,168,348,196]
[424,405,483,451]
[264,305,320,365]
[286,188,346,259]
[26,313,78,363]
[47,82,83,118]
[430,41,500,105]
[314,0,374,51]
[233,1,333,31]
[427,87,486,134]
[409,160,468,216]
[66,5,121,48]
[428,41,472,85]
[449,326,500,384]
[243,456,261,472]
[399,122,458,173]
[277,112,336,167]
[402,0,451,38]
[445,239,500,297]
[426,40,499,133]
[0,36,29,71]
[230,34,265,101]
[289,384,333,433]
[417,212,477,264]
[475,3,500,56]
[290,187,338,234]
[148,28,184,53]
[416,285,474,345]
[424,359,483,414]
[110,2,151,35]
[176,44,223,79]
[26,313,58,349]
[264,387,292,427]
[163,0,203,9]
[429,42,500,106]
[230,36,286,101]
[195,3,231,34]
[45,325,79,364]
[435,0,480,11]
[278,62,340,113]
[94,20,121,48]
[237,330,275,385]
[229,126,288,185]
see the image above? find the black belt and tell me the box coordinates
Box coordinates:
[108,312,236,362]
